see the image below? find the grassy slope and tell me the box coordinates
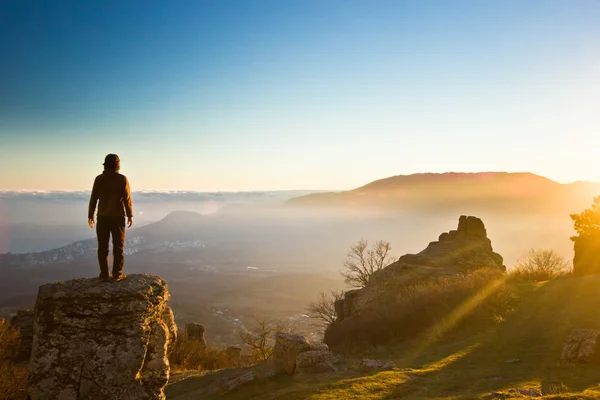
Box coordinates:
[167,275,600,400]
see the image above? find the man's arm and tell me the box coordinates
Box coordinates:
[124,177,133,227]
[88,177,99,227]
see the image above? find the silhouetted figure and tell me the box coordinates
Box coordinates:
[88,154,133,281]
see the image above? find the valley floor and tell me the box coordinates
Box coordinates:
[166,274,600,399]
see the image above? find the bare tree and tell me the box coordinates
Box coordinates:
[341,240,397,288]
[238,317,298,363]
[307,290,345,326]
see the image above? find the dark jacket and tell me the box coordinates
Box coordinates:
[88,170,133,219]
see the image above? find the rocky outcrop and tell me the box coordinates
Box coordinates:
[273,333,335,375]
[334,216,505,322]
[561,329,600,363]
[327,216,505,347]
[10,308,34,362]
[28,274,176,400]
[369,215,504,285]
[186,322,207,352]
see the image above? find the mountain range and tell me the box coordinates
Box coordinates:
[287,172,600,214]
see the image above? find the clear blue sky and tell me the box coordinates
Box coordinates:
[1,0,599,191]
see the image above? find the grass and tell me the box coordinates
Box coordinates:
[166,274,600,400]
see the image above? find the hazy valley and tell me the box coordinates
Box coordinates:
[1,172,596,347]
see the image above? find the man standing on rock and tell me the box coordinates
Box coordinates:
[88,154,133,281]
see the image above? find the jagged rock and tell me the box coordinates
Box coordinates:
[28,274,176,400]
[296,342,335,374]
[561,329,600,363]
[163,307,177,354]
[273,332,311,375]
[359,359,396,371]
[332,216,504,323]
[185,322,207,354]
[10,308,34,362]
[369,215,505,286]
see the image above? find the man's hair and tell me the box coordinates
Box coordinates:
[103,154,120,171]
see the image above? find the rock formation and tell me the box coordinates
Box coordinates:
[28,274,176,400]
[186,322,207,352]
[334,216,505,322]
[10,308,34,362]
[273,333,334,375]
[327,216,505,347]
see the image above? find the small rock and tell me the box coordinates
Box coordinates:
[504,358,521,363]
[359,359,396,371]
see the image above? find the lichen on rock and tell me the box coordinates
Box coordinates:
[27,274,176,400]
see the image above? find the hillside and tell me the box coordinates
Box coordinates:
[167,274,600,399]
[287,172,600,214]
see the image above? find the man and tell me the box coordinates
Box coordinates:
[88,154,133,281]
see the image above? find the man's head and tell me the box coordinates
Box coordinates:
[103,154,120,171]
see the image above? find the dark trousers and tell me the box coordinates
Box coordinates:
[96,216,126,277]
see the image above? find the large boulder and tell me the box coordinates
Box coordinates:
[273,333,335,375]
[10,308,34,362]
[28,274,176,400]
[273,333,311,375]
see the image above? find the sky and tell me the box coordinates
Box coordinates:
[1,0,599,191]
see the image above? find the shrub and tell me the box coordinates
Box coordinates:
[509,249,571,282]
[169,331,208,370]
[324,268,517,347]
[0,319,27,399]
[169,332,241,372]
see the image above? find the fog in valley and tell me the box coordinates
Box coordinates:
[0,174,590,345]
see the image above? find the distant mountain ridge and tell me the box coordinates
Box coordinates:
[287,172,600,214]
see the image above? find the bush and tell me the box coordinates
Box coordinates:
[169,334,242,372]
[239,317,298,363]
[324,268,517,347]
[509,249,571,282]
[0,319,27,399]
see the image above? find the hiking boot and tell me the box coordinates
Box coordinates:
[113,274,127,281]
[98,273,110,282]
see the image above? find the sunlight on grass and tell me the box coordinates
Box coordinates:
[393,274,509,367]
[305,371,411,400]
[420,342,482,372]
